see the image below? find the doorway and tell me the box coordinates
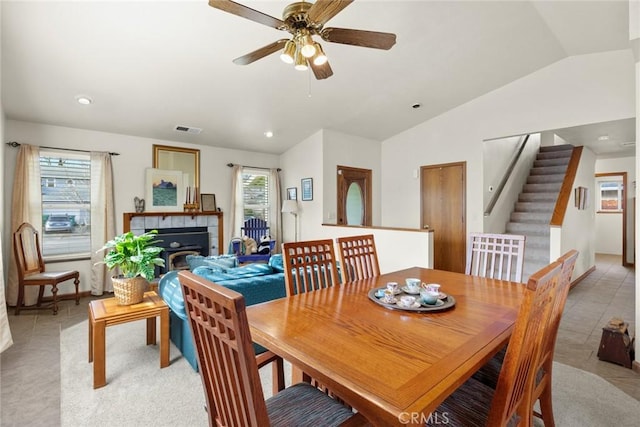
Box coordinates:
[595,172,631,267]
[421,162,466,272]
[337,166,372,226]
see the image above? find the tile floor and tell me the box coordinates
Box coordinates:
[1,254,638,426]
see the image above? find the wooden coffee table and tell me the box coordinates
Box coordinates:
[88,291,169,389]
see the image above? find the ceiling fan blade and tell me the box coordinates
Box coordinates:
[232,39,288,65]
[306,0,354,26]
[321,27,396,50]
[208,0,285,29]
[309,59,333,80]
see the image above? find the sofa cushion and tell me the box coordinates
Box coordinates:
[186,254,238,271]
[268,254,284,272]
[192,263,274,282]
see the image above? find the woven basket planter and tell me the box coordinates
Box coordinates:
[112,276,148,305]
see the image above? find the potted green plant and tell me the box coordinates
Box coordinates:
[97,230,165,305]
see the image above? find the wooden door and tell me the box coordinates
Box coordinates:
[337,166,372,226]
[421,162,466,272]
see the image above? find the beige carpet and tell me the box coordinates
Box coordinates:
[61,319,639,426]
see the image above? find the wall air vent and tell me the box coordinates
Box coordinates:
[174,125,202,135]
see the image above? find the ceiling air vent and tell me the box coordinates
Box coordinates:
[620,141,635,147]
[174,125,202,135]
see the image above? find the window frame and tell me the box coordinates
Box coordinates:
[241,168,270,223]
[39,150,92,260]
[597,179,624,213]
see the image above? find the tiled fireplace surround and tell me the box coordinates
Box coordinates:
[124,213,224,272]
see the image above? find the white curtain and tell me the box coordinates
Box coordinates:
[90,152,116,295]
[268,169,282,253]
[229,165,244,248]
[7,144,42,306]
[0,232,13,353]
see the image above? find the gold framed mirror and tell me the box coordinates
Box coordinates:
[152,145,200,191]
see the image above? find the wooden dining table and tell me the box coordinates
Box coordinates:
[246,267,525,426]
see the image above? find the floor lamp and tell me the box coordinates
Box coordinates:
[281,200,299,242]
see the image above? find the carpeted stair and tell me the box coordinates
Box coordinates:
[506,144,574,281]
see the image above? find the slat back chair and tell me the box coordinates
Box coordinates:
[13,222,80,315]
[533,249,579,426]
[282,239,340,296]
[178,271,361,427]
[466,232,526,283]
[336,234,380,282]
[428,260,562,426]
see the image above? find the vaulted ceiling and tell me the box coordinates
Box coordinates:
[1,1,634,155]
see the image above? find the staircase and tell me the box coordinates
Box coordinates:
[505,144,574,281]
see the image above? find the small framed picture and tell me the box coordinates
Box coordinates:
[287,187,297,200]
[301,178,313,201]
[201,193,217,212]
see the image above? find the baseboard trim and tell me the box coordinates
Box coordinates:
[569,265,596,290]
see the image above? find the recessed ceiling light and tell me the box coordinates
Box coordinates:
[75,95,92,105]
[597,135,609,141]
[264,131,274,138]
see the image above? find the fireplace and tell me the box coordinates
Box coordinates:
[149,227,210,276]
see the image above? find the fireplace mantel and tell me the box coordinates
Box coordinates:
[123,212,224,256]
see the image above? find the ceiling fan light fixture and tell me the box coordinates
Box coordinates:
[294,51,308,71]
[299,33,316,58]
[312,43,327,66]
[280,40,296,64]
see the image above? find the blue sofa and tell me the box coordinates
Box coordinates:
[158,254,287,371]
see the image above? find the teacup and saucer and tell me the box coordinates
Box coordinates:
[420,289,440,305]
[403,278,421,294]
[397,295,419,308]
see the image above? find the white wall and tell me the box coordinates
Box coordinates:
[381,50,636,280]
[279,130,324,243]
[320,226,433,273]
[322,129,382,225]
[595,156,636,262]
[483,133,541,233]
[3,120,280,293]
[551,148,597,280]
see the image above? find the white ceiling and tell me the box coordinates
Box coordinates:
[1,1,634,155]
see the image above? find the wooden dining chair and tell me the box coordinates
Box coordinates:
[177,271,365,427]
[466,232,526,283]
[427,260,562,427]
[282,239,340,296]
[532,249,579,426]
[13,222,80,315]
[336,234,380,282]
[471,250,579,426]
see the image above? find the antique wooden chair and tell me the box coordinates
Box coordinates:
[336,234,380,282]
[282,239,340,296]
[427,260,562,427]
[177,271,363,427]
[466,232,526,283]
[13,222,80,315]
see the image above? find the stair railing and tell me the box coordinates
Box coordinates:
[484,134,530,216]
[550,146,583,226]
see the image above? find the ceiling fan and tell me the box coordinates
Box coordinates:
[208,0,396,80]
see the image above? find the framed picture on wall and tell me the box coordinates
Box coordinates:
[145,168,184,212]
[287,187,297,200]
[301,178,313,201]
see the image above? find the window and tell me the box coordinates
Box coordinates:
[40,151,91,257]
[598,180,623,212]
[242,169,270,222]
